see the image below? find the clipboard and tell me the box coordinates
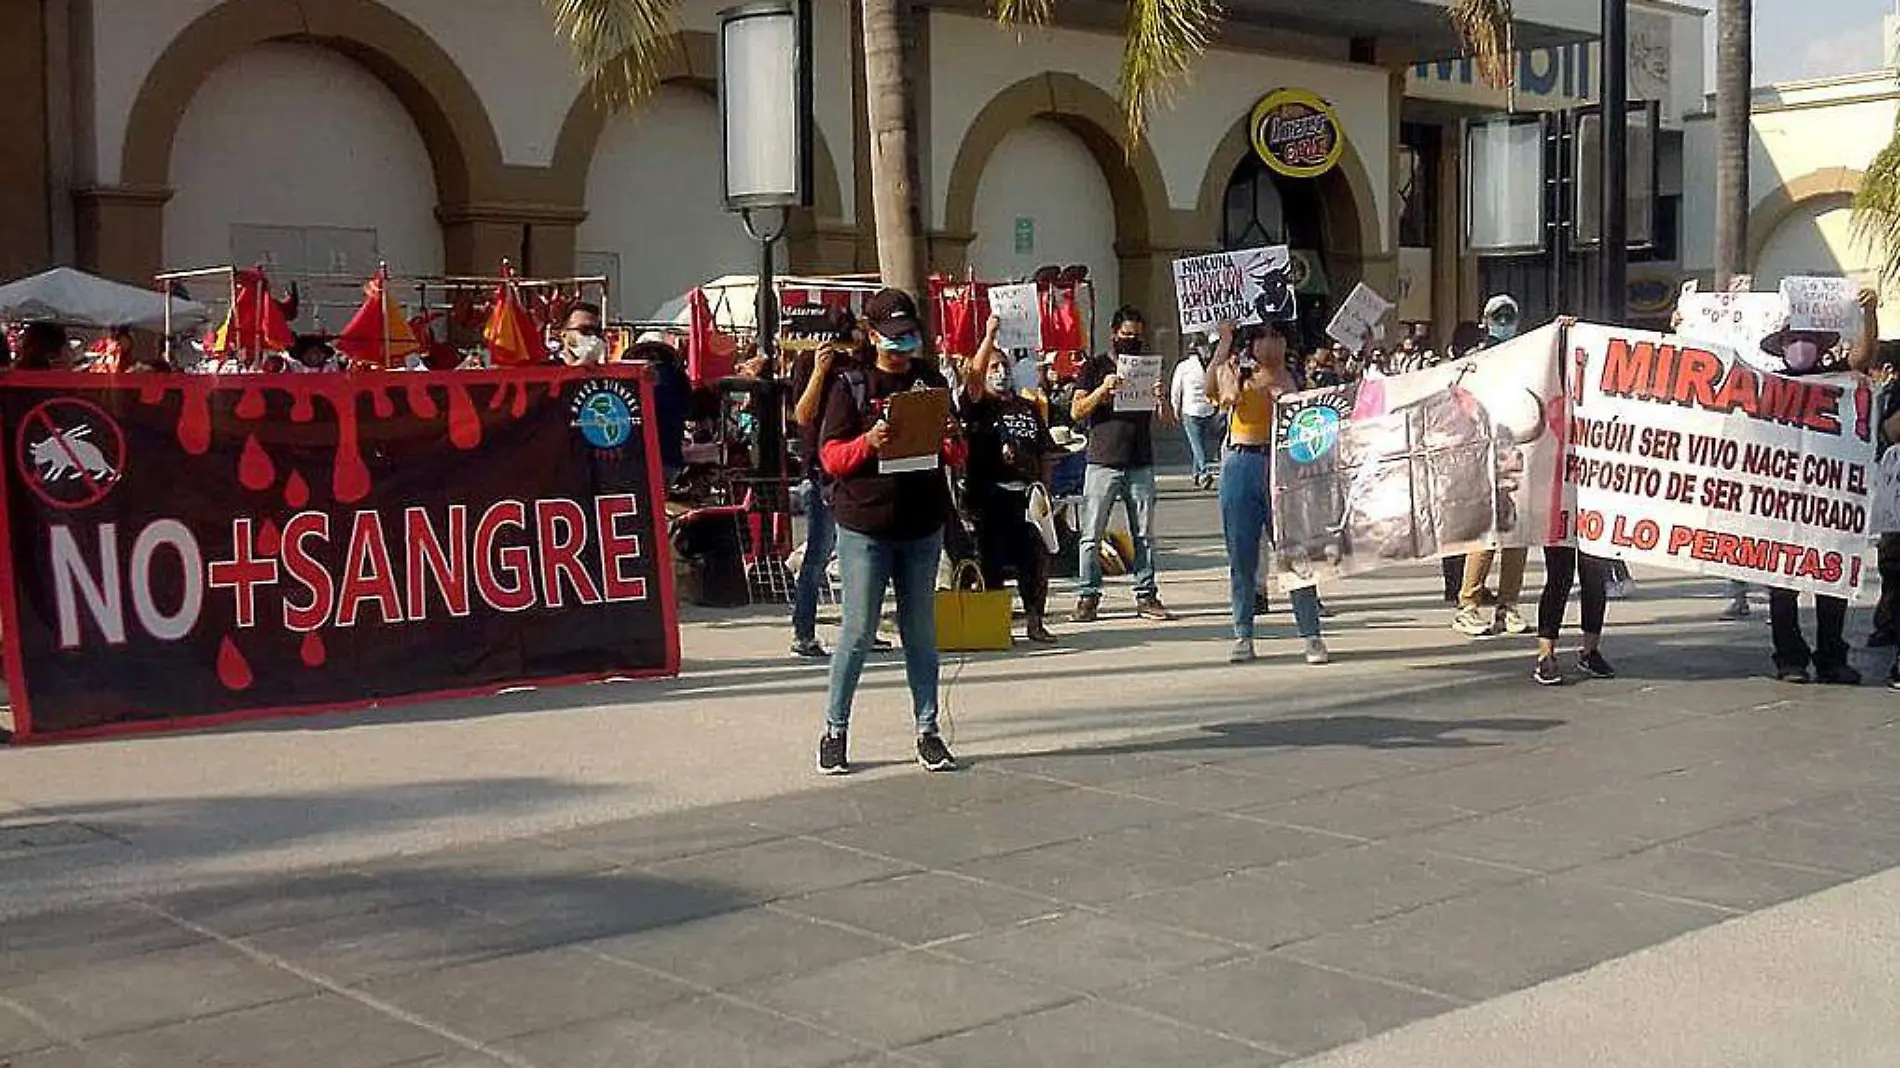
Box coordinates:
[879,386,952,474]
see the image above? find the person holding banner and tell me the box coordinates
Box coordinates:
[1207,320,1329,666]
[1071,306,1173,624]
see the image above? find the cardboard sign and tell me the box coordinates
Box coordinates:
[987,283,1043,352]
[1780,276,1861,336]
[1113,354,1163,412]
[1324,283,1394,353]
[1676,292,1789,372]
[1172,246,1296,335]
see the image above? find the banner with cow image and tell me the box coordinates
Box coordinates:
[1565,323,1876,602]
[0,367,678,740]
[1269,325,1567,588]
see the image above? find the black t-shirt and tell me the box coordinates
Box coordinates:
[818,360,951,540]
[787,346,865,476]
[964,392,1053,491]
[1079,352,1153,468]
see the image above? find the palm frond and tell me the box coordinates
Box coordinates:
[991,0,1055,27]
[544,0,683,111]
[1117,0,1221,147]
[1853,119,1900,284]
[1448,0,1514,89]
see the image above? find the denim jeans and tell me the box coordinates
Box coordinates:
[1219,446,1320,640]
[1077,464,1158,600]
[825,527,943,735]
[1182,413,1224,478]
[792,479,837,643]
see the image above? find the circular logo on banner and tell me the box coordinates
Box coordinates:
[1284,405,1341,465]
[1250,89,1345,180]
[570,380,640,450]
[15,398,128,510]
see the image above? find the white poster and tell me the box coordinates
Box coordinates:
[1566,323,1876,601]
[1113,354,1162,412]
[1676,291,1789,372]
[1870,448,1900,535]
[1780,276,1861,336]
[987,283,1042,352]
[1172,246,1295,335]
[1325,283,1394,352]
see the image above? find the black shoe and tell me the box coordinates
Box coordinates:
[1071,596,1101,624]
[1135,597,1176,622]
[1870,630,1898,649]
[791,638,829,659]
[818,732,849,775]
[917,733,957,772]
[1815,663,1863,686]
[870,636,894,652]
[1316,600,1338,619]
[1253,593,1272,617]
[1577,650,1617,679]
[1888,671,1900,691]
[1776,665,1812,684]
[1533,655,1565,686]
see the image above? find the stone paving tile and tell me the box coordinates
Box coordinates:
[639,837,920,902]
[946,834,1229,905]
[0,1001,59,1056]
[1565,844,1845,911]
[0,1047,100,1068]
[0,905,201,986]
[983,751,1201,786]
[1367,750,1652,815]
[386,1056,514,1068]
[817,790,1183,868]
[3,940,312,1039]
[1671,814,1900,877]
[732,770,1070,835]
[1279,875,1728,1002]
[1200,745,1442,793]
[937,910,1241,994]
[1238,789,1478,841]
[80,993,453,1068]
[772,871,1059,946]
[1113,954,1460,1058]
[444,867,767,943]
[741,949,1074,1049]
[154,869,449,938]
[1105,814,1355,871]
[900,997,1266,1068]
[354,945,698,1042]
[1099,765,1323,811]
[239,901,547,984]
[581,906,892,990]
[1389,811,1656,873]
[539,809,786,866]
[502,994,874,1068]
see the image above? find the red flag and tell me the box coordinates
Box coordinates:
[686,287,736,385]
[334,267,423,368]
[209,268,296,359]
[483,269,541,366]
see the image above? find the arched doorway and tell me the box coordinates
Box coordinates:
[1220,154,1330,342]
[967,120,1121,327]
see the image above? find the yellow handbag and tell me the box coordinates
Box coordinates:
[935,560,1014,652]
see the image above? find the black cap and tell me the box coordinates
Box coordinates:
[862,288,921,336]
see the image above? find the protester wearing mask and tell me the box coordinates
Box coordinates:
[559,303,607,366]
[815,288,963,774]
[963,315,1059,643]
[1207,319,1330,666]
[1453,295,1530,637]
[1170,337,1223,490]
[1071,305,1173,623]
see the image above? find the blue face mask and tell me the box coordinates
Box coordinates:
[1487,320,1518,342]
[876,332,922,354]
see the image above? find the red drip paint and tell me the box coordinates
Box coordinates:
[238,433,275,491]
[300,631,327,668]
[371,387,396,419]
[332,393,371,504]
[216,635,254,691]
[177,388,212,455]
[236,388,266,420]
[405,382,438,420]
[284,469,310,509]
[258,518,281,555]
[290,393,315,423]
[488,382,507,412]
[447,383,481,450]
[509,380,530,418]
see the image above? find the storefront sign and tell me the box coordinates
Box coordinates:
[0,368,678,740]
[1250,89,1344,179]
[1627,275,1677,318]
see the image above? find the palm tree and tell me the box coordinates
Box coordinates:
[1855,37,1900,280]
[1712,0,1752,288]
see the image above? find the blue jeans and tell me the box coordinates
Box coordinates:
[825,527,942,735]
[1183,413,1224,478]
[1220,446,1321,640]
[1077,464,1158,600]
[792,479,836,643]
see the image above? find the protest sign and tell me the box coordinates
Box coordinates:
[1676,291,1789,372]
[1113,354,1163,412]
[1870,447,1900,535]
[1565,323,1876,601]
[1324,283,1394,353]
[1172,246,1295,335]
[1780,276,1861,336]
[1270,325,1566,588]
[987,283,1042,352]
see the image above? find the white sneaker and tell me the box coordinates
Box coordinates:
[1452,606,1497,637]
[1497,605,1529,635]
[1304,637,1331,665]
[1229,638,1256,663]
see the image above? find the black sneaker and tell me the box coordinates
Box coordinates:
[917,733,956,772]
[1533,655,1565,687]
[870,636,894,652]
[1071,596,1101,624]
[1776,665,1812,684]
[818,732,849,775]
[1816,663,1863,687]
[1888,670,1900,691]
[1577,650,1617,679]
[792,638,829,659]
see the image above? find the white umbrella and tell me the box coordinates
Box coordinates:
[0,267,212,332]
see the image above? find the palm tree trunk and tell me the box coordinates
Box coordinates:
[859,0,927,300]
[1713,0,1752,287]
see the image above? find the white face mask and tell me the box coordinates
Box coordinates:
[565,334,606,365]
[987,367,1009,393]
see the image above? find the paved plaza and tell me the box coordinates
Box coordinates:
[3,482,1900,1066]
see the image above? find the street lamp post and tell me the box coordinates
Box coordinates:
[718,0,813,364]
[1600,0,1629,324]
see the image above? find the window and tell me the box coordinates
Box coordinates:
[1398,123,1440,250]
[1220,156,1325,252]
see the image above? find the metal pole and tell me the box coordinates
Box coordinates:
[1600,0,1629,325]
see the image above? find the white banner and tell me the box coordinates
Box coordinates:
[1566,323,1876,601]
[987,283,1042,352]
[1325,282,1394,353]
[1114,354,1162,412]
[1676,291,1788,372]
[1172,246,1294,335]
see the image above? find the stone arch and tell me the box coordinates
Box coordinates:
[1192,110,1381,280]
[1747,167,1865,271]
[120,0,504,206]
[941,72,1171,266]
[547,31,846,223]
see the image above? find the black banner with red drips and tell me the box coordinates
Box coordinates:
[0,367,678,740]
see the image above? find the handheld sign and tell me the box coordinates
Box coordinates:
[1173,245,1294,335]
[1780,276,1860,335]
[1324,283,1394,353]
[987,283,1042,352]
[1113,354,1163,412]
[1676,291,1789,372]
